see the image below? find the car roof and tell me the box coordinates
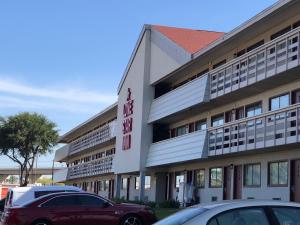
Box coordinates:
[10,185,81,192]
[196,200,300,209]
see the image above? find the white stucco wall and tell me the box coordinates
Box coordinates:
[149,29,190,84]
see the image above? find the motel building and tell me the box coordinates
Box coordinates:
[54,0,300,205]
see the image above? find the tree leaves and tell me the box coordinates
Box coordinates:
[0,112,59,186]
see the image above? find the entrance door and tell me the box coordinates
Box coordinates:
[126,178,130,201]
[108,179,114,199]
[233,165,243,199]
[291,160,300,202]
[223,166,232,200]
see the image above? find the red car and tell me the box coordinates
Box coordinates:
[0,192,157,225]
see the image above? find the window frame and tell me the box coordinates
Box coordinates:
[195,120,207,131]
[268,161,289,187]
[135,176,140,190]
[121,178,127,190]
[245,101,262,118]
[269,93,290,111]
[243,163,261,187]
[145,176,151,190]
[209,167,223,188]
[211,114,225,127]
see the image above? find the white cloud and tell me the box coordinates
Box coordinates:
[0,95,100,114]
[0,78,117,104]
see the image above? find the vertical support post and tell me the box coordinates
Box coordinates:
[139,171,145,201]
[115,174,121,199]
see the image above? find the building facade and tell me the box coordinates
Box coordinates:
[54,0,300,204]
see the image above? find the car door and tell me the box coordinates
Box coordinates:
[205,207,271,225]
[40,195,82,225]
[76,194,118,225]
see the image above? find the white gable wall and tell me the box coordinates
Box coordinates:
[150,29,191,84]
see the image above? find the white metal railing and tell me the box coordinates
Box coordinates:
[208,103,300,156]
[53,168,69,183]
[210,27,300,98]
[68,155,114,180]
[69,120,116,155]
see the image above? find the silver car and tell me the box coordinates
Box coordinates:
[154,200,300,225]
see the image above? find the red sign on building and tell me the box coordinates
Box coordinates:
[122,88,134,150]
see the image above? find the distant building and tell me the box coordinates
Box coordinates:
[54,0,300,204]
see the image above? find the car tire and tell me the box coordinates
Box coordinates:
[32,220,51,225]
[121,214,143,225]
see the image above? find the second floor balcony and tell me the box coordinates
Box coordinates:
[208,103,300,156]
[146,130,207,167]
[210,27,300,99]
[68,155,114,180]
[69,120,117,155]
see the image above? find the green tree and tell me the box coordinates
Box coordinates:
[0,112,59,187]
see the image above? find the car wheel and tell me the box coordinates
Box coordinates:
[32,220,51,225]
[121,215,143,225]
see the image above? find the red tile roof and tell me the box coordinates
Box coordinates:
[153,25,224,54]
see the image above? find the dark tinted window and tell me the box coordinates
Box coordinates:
[272,207,300,225]
[213,208,269,225]
[77,195,106,207]
[42,196,79,207]
[35,190,78,198]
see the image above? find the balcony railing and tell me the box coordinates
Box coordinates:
[69,120,116,155]
[53,168,69,183]
[208,104,300,156]
[54,144,70,162]
[210,27,300,99]
[146,130,207,167]
[68,155,114,180]
[148,74,210,122]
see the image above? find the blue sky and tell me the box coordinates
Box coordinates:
[0,0,277,168]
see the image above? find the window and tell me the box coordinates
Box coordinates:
[176,125,188,136]
[292,89,300,104]
[77,195,106,207]
[195,120,207,131]
[42,196,79,207]
[175,174,185,188]
[213,59,227,69]
[209,168,223,188]
[269,161,288,186]
[272,207,300,225]
[247,40,265,52]
[270,94,290,111]
[145,176,151,189]
[271,26,291,40]
[211,208,270,225]
[244,164,261,186]
[135,177,140,190]
[195,169,205,188]
[236,107,245,120]
[121,178,127,190]
[246,102,262,117]
[211,114,224,127]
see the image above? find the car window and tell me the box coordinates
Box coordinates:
[211,208,270,225]
[42,196,79,207]
[272,207,300,225]
[34,190,78,198]
[155,208,207,225]
[207,218,218,225]
[77,195,106,207]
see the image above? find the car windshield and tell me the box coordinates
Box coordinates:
[155,207,207,225]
